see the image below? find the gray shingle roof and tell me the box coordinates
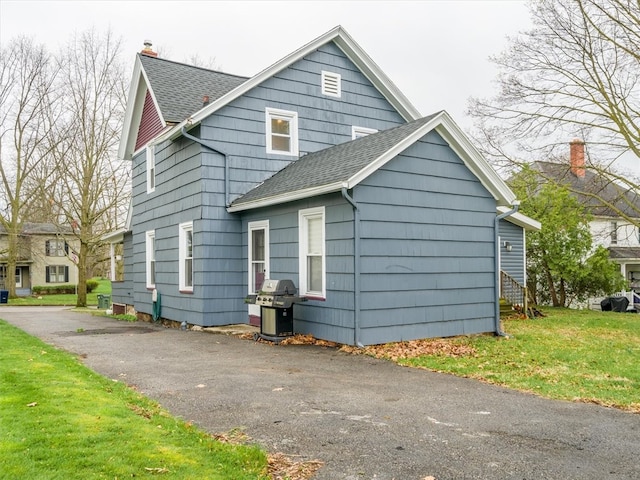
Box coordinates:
[0,223,72,235]
[231,114,440,208]
[533,161,640,218]
[608,246,640,260]
[139,54,248,124]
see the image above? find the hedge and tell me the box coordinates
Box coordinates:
[32,280,99,295]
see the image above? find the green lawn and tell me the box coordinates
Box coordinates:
[396,308,640,412]
[3,278,112,307]
[0,320,268,479]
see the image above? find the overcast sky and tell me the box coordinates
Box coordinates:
[1,0,636,173]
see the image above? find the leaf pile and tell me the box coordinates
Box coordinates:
[341,338,477,361]
[213,429,323,480]
[267,452,323,480]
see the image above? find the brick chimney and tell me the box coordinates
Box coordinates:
[570,138,585,178]
[141,40,158,58]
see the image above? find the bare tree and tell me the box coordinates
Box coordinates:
[0,37,59,297]
[469,0,639,220]
[50,29,130,307]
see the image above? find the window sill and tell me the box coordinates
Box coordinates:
[179,289,194,294]
[304,295,325,302]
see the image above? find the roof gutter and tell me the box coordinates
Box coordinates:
[180,126,230,207]
[495,200,520,336]
[341,187,364,348]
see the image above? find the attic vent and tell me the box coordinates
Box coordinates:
[321,71,341,98]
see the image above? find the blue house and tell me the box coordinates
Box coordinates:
[108,26,539,346]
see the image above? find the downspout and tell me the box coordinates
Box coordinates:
[495,200,520,336]
[181,126,230,206]
[341,187,364,348]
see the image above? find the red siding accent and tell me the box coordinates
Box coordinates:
[135,91,163,150]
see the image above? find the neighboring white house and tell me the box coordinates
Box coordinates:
[533,139,640,308]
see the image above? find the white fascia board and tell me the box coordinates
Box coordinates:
[435,112,517,206]
[497,207,542,231]
[155,25,421,144]
[345,111,517,206]
[101,228,127,243]
[118,56,143,161]
[227,182,344,213]
[118,55,167,160]
[332,28,421,122]
[346,113,445,188]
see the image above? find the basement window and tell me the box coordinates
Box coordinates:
[321,71,341,98]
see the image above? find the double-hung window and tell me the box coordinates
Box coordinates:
[146,144,155,193]
[266,107,298,156]
[146,230,156,288]
[610,221,618,245]
[299,207,325,298]
[179,221,193,292]
[45,239,67,256]
[46,265,68,283]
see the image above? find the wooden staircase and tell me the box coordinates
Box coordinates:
[500,271,527,317]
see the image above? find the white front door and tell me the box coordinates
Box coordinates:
[248,221,269,325]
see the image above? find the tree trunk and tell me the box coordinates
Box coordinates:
[544,264,560,307]
[5,229,18,298]
[75,240,88,307]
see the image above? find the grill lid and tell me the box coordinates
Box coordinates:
[259,279,297,296]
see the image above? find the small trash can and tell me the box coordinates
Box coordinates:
[0,290,8,304]
[97,294,111,309]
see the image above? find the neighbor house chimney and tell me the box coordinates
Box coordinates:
[570,138,585,178]
[141,40,158,57]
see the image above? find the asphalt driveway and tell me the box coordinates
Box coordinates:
[2,306,639,480]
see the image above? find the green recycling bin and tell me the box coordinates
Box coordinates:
[97,294,111,309]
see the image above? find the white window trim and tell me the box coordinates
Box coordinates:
[145,230,155,288]
[351,126,378,140]
[248,220,270,294]
[146,144,155,193]
[179,221,194,292]
[298,206,326,298]
[265,107,298,156]
[15,267,22,288]
[321,70,341,98]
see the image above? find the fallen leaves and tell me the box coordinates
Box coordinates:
[212,429,323,480]
[267,452,323,480]
[345,339,477,361]
[243,332,476,361]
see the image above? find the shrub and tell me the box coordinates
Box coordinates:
[32,285,76,295]
[86,279,99,293]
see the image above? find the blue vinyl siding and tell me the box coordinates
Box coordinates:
[127,41,404,327]
[499,219,526,284]
[238,131,499,345]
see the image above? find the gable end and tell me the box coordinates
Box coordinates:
[135,90,164,151]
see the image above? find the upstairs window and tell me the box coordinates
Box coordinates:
[610,221,618,245]
[321,71,341,98]
[146,144,155,193]
[266,108,298,156]
[352,126,378,140]
[45,239,67,257]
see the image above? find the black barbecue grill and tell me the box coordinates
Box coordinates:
[245,279,306,342]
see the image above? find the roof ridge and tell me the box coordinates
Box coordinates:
[137,53,249,80]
